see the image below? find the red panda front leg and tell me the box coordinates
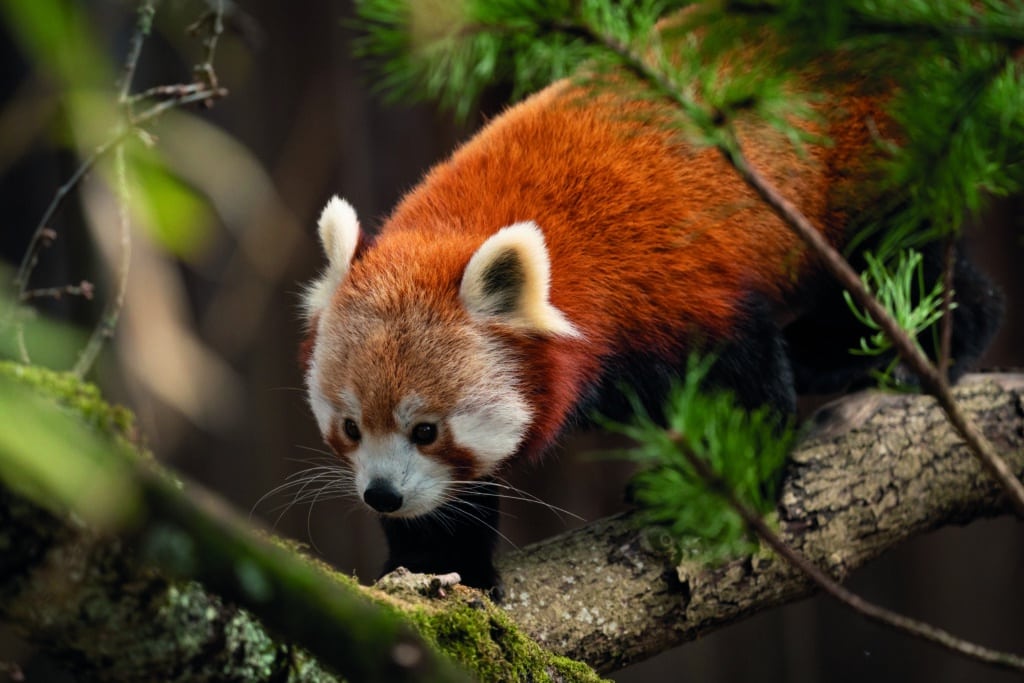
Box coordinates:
[704,296,798,417]
[301,208,581,599]
[379,479,503,597]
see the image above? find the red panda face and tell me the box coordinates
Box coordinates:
[306,298,533,517]
[302,197,578,519]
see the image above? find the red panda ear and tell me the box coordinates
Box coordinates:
[302,196,361,319]
[460,221,580,337]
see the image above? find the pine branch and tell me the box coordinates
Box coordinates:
[547,6,1024,517]
[500,374,1024,671]
[719,137,1024,517]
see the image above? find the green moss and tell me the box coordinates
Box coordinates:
[403,596,607,683]
[0,360,137,443]
[0,361,597,680]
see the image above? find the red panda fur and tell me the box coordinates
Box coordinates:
[317,79,891,458]
[297,54,999,592]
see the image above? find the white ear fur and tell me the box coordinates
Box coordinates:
[459,222,580,337]
[302,196,361,318]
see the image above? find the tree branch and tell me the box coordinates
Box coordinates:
[0,363,596,682]
[2,374,1022,677]
[499,373,1024,672]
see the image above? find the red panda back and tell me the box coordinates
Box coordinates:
[371,79,887,359]
[300,26,999,594]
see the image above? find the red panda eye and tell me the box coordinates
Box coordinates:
[343,418,361,441]
[410,422,437,446]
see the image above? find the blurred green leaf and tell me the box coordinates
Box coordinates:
[0,0,112,89]
[0,362,141,528]
[122,137,216,259]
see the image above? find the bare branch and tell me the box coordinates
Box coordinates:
[72,146,131,377]
[12,0,228,373]
[118,0,159,105]
[188,0,227,105]
[21,281,95,302]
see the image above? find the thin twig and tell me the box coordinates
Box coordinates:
[11,85,221,328]
[12,0,226,372]
[722,140,1024,517]
[128,82,206,104]
[188,0,226,104]
[70,0,156,377]
[21,281,95,302]
[119,0,160,105]
[73,146,132,377]
[668,430,1024,673]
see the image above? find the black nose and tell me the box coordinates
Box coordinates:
[363,479,403,513]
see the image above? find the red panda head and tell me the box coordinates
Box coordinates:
[302,196,579,518]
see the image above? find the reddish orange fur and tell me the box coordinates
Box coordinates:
[320,77,891,457]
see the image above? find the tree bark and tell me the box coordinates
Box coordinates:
[1,374,1022,679]
[499,374,1024,671]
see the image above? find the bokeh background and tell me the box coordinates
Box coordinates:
[1,1,1022,681]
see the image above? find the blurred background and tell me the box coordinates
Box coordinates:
[0,1,1021,681]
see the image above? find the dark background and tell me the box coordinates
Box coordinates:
[1,1,1022,681]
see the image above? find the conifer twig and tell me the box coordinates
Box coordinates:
[568,12,1024,518]
[719,138,1024,518]
[666,429,1024,673]
[725,1,1024,49]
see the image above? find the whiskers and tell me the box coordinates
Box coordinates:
[423,477,586,551]
[448,478,585,523]
[250,446,359,550]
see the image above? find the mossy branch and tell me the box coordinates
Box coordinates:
[0,362,601,682]
[0,363,470,683]
[1,365,1022,677]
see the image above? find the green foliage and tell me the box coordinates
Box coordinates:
[0,360,142,527]
[843,250,949,387]
[353,0,686,121]
[721,1,1024,256]
[355,0,1024,247]
[351,0,1024,549]
[608,356,795,561]
[122,135,216,259]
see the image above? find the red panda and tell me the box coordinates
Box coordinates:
[300,68,1000,593]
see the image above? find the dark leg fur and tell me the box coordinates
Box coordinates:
[379,301,794,598]
[589,296,797,423]
[704,298,797,416]
[939,247,1003,382]
[785,240,1002,393]
[378,480,503,599]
